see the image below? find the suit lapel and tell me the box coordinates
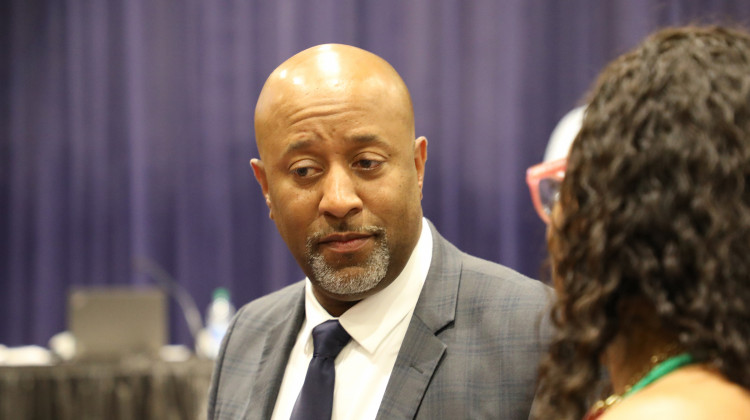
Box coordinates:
[243,289,305,420]
[376,222,461,419]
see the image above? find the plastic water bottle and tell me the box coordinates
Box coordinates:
[203,287,236,359]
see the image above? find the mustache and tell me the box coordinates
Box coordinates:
[307,225,386,246]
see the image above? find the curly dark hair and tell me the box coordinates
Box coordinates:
[533,25,750,420]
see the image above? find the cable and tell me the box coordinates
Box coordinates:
[132,257,204,349]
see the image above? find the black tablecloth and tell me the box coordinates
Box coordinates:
[0,358,214,420]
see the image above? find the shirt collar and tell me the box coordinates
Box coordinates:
[302,218,433,354]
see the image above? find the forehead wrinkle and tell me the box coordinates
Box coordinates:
[284,133,389,155]
[285,101,351,127]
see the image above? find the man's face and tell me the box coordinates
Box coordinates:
[252,80,427,313]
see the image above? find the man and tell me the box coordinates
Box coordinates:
[207,44,550,420]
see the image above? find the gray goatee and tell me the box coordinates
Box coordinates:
[306,226,389,296]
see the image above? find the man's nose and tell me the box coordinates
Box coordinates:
[318,166,363,219]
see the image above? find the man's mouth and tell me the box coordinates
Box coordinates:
[317,233,372,253]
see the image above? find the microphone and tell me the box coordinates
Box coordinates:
[132,257,204,350]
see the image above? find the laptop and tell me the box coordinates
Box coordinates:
[67,287,167,361]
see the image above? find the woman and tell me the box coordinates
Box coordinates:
[528,26,750,419]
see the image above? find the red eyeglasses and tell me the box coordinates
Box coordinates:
[526,158,566,224]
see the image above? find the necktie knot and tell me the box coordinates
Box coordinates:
[312,319,351,359]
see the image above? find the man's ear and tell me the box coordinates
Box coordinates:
[251,158,274,219]
[414,137,428,199]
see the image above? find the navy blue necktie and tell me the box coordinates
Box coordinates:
[290,319,351,420]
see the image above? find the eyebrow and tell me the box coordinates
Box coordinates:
[285,138,317,153]
[284,133,388,154]
[349,133,386,146]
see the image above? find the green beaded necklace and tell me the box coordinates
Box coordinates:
[622,353,695,397]
[586,353,695,418]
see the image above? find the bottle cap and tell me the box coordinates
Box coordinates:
[213,287,230,301]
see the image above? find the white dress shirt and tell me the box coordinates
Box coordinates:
[271,219,433,420]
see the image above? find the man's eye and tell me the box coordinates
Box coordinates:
[355,159,382,170]
[291,166,319,177]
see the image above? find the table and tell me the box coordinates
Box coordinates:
[0,358,214,420]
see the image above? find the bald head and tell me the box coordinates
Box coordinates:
[254,44,414,156]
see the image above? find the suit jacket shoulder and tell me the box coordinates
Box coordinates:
[377,222,553,420]
[208,281,306,420]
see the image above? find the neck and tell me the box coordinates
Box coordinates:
[603,326,681,394]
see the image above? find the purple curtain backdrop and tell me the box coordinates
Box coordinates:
[3,0,750,347]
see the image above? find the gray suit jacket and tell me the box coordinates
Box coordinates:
[208,221,552,419]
